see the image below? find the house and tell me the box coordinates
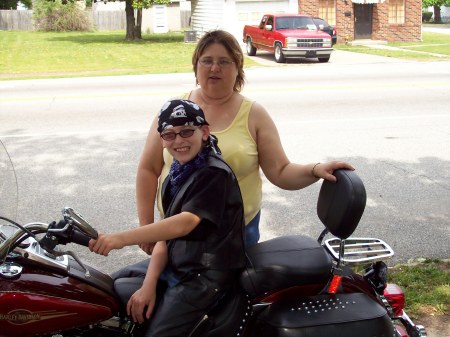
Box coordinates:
[189,0,422,44]
[300,0,422,43]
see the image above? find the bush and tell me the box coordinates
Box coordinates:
[422,11,433,22]
[33,0,92,32]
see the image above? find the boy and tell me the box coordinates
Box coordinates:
[89,99,245,336]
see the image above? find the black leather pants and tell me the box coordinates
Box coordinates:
[112,260,234,337]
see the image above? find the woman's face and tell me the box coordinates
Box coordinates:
[196,43,238,96]
[160,125,209,165]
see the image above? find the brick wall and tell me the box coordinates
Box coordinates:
[336,1,355,43]
[300,0,319,16]
[298,0,422,43]
[373,0,421,41]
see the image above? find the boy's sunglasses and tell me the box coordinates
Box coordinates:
[160,128,197,141]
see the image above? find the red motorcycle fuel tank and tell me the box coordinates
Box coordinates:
[0,259,120,337]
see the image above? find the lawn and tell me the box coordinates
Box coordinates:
[0,31,197,78]
[1,30,449,80]
[390,32,450,56]
[389,259,449,318]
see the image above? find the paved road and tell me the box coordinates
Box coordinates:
[1,53,449,274]
[422,25,450,34]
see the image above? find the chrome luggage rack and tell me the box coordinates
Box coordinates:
[324,237,394,264]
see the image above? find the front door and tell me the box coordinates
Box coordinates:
[354,4,373,39]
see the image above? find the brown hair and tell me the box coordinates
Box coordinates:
[192,30,246,93]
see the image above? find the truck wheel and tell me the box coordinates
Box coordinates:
[318,56,330,63]
[274,43,285,63]
[246,38,257,56]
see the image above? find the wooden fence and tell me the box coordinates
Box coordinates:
[92,10,126,31]
[0,10,33,30]
[0,9,191,31]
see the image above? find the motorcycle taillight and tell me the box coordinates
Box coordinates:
[393,323,409,337]
[384,283,405,317]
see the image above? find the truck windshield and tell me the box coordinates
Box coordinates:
[276,17,317,30]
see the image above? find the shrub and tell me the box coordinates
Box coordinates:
[422,11,433,22]
[33,0,92,32]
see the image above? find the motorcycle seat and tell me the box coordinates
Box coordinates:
[240,235,332,298]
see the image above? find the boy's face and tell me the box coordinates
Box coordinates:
[160,125,210,165]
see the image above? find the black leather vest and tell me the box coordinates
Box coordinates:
[161,153,245,279]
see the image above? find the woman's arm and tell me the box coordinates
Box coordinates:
[135,116,164,254]
[249,101,353,189]
[88,212,201,256]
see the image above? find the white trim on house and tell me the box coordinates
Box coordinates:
[191,0,226,36]
[191,0,296,42]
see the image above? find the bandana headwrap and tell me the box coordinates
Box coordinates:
[157,99,209,133]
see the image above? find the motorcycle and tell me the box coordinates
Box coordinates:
[0,140,426,337]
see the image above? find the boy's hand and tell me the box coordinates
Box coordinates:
[127,286,157,324]
[88,233,124,256]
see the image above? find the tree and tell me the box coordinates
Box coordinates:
[0,0,32,9]
[422,0,450,23]
[125,0,169,41]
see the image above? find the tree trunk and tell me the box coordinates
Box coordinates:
[433,5,442,23]
[135,8,142,39]
[125,0,138,40]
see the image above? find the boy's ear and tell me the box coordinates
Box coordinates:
[201,125,210,140]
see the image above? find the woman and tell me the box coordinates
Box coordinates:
[136,29,353,249]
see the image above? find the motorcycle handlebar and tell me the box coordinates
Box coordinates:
[71,229,92,247]
[43,219,96,248]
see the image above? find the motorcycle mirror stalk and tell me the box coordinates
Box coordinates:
[38,208,99,278]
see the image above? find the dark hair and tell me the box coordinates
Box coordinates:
[192,30,246,93]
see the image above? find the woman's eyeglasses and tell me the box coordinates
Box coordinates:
[160,128,197,141]
[198,58,234,69]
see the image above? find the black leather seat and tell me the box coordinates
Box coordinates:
[240,235,332,298]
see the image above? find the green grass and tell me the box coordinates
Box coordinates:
[390,33,450,56]
[0,30,260,80]
[335,32,450,61]
[389,259,449,318]
[422,23,450,28]
[1,30,448,79]
[0,31,197,78]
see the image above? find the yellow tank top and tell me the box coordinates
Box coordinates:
[157,96,262,225]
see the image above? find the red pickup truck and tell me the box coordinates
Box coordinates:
[243,14,333,63]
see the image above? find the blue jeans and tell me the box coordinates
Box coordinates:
[244,211,260,247]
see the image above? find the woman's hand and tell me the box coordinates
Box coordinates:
[313,161,355,182]
[127,286,157,324]
[139,242,156,255]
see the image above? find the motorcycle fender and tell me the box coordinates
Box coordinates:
[251,293,396,337]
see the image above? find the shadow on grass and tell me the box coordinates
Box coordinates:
[47,31,185,45]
